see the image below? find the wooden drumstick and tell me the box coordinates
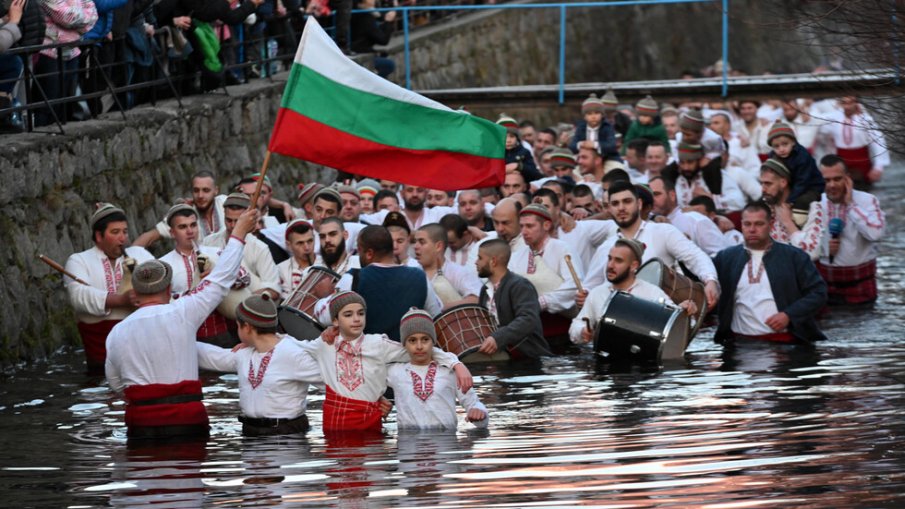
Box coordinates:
[38,254,88,285]
[564,254,584,293]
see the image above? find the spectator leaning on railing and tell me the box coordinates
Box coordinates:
[1,0,25,133]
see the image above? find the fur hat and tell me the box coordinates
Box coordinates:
[329,291,366,321]
[132,260,173,295]
[90,203,125,230]
[399,308,436,343]
[767,120,797,145]
[236,293,279,330]
[679,109,705,133]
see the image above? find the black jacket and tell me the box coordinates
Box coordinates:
[350,11,393,53]
[663,156,724,197]
[570,120,621,162]
[478,271,552,358]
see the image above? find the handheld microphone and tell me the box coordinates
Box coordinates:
[828,217,844,264]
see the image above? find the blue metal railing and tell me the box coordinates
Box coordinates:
[353,0,729,102]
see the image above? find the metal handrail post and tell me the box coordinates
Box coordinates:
[404,10,412,90]
[559,5,566,105]
[721,0,729,97]
[893,0,901,85]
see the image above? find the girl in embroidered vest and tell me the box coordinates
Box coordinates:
[387,309,488,431]
[303,292,473,433]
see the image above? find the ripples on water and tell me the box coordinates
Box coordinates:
[2,176,904,508]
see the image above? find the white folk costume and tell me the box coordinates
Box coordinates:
[724,163,763,202]
[105,236,245,437]
[298,333,460,432]
[675,170,746,212]
[65,245,154,371]
[734,119,771,161]
[203,228,280,295]
[277,258,311,301]
[554,219,618,268]
[315,253,361,292]
[430,261,483,307]
[585,221,719,291]
[817,191,885,305]
[154,195,228,241]
[508,237,582,314]
[667,208,729,257]
[196,337,322,433]
[387,362,487,431]
[823,108,890,181]
[676,127,724,161]
[729,249,782,337]
[725,132,762,175]
[569,280,673,344]
[769,201,824,261]
[446,239,481,277]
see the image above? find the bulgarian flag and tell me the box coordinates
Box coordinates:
[268,18,506,191]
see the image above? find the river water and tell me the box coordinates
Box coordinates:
[2,170,904,509]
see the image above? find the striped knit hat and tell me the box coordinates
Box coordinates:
[677,142,704,161]
[761,158,791,181]
[635,95,659,116]
[236,293,279,330]
[679,109,705,133]
[519,203,554,223]
[356,178,380,198]
[767,120,797,145]
[615,238,645,262]
[336,184,360,199]
[329,291,366,321]
[248,172,272,190]
[635,184,654,208]
[313,187,343,205]
[90,203,125,230]
[601,88,618,110]
[399,308,436,343]
[165,201,197,225]
[496,114,519,134]
[549,150,577,169]
[581,93,605,114]
[132,260,173,295]
[297,182,324,205]
[223,192,251,209]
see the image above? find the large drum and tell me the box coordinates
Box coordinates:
[433,304,508,363]
[278,306,325,340]
[594,291,689,362]
[636,258,707,342]
[278,266,339,341]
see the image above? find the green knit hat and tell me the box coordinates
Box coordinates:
[767,120,797,145]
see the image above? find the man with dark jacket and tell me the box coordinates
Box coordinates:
[475,239,552,359]
[713,202,827,344]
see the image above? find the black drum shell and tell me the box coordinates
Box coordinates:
[593,291,688,362]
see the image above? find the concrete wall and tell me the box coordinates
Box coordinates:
[0,78,333,366]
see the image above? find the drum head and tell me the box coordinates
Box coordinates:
[636,259,664,287]
[278,307,325,340]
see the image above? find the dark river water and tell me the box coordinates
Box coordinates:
[2,169,904,509]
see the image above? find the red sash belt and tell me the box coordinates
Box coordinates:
[77,320,119,368]
[816,259,878,305]
[836,146,872,180]
[322,386,381,432]
[733,332,796,343]
[124,380,208,429]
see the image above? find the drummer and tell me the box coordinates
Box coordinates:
[65,203,154,373]
[315,217,360,289]
[413,224,482,310]
[569,239,697,345]
[277,219,317,300]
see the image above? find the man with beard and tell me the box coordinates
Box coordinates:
[569,239,697,345]
[475,239,551,359]
[65,203,154,373]
[427,190,455,208]
[400,184,455,231]
[648,177,729,257]
[316,217,360,290]
[202,193,281,299]
[457,189,494,232]
[733,100,771,162]
[532,188,616,268]
[440,214,482,278]
[664,142,745,214]
[675,108,725,161]
[414,224,482,309]
[713,202,827,344]
[759,159,824,261]
[582,181,720,309]
[190,171,226,238]
[815,155,885,305]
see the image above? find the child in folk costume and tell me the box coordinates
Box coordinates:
[387,309,488,431]
[196,294,322,436]
[302,291,473,433]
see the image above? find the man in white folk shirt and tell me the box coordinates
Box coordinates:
[531,188,617,268]
[202,193,281,299]
[315,217,361,290]
[383,211,420,268]
[413,223,483,309]
[665,141,746,214]
[105,207,259,441]
[65,203,154,373]
[569,239,698,345]
[821,96,890,189]
[759,159,825,261]
[440,214,482,278]
[276,219,317,300]
[582,181,721,310]
[508,204,583,340]
[399,184,457,231]
[648,177,729,257]
[816,155,886,306]
[160,203,250,348]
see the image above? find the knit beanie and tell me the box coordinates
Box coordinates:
[519,203,554,222]
[399,308,437,343]
[601,88,618,111]
[356,178,380,198]
[635,95,659,116]
[615,238,645,262]
[677,142,704,161]
[761,158,791,181]
[549,150,577,169]
[336,184,360,199]
[767,120,797,145]
[165,202,197,225]
[496,114,519,134]
[297,182,324,205]
[247,172,272,190]
[90,203,125,230]
[329,291,367,321]
[313,187,343,205]
[679,109,705,133]
[132,260,173,295]
[223,192,251,209]
[581,93,605,114]
[635,184,654,208]
[236,293,279,330]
